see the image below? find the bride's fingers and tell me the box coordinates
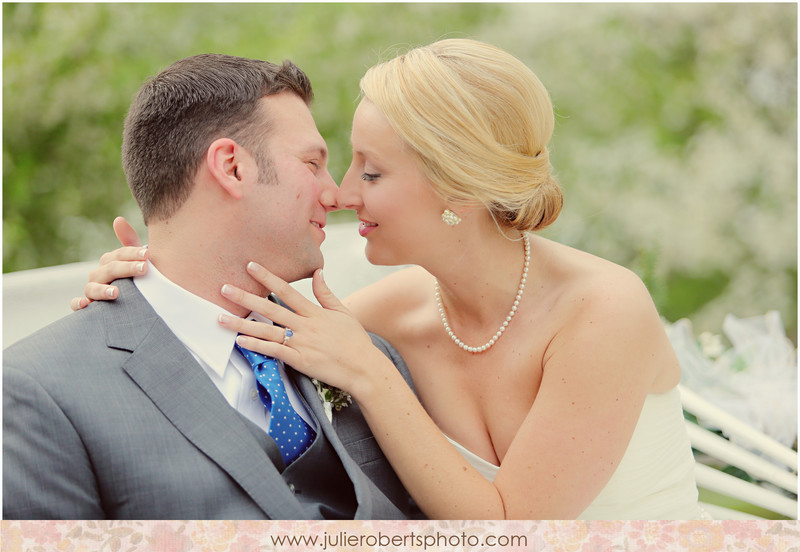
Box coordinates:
[234,333,301,367]
[70,297,91,311]
[311,269,347,312]
[217,315,286,344]
[86,256,147,288]
[98,246,149,267]
[220,283,298,328]
[217,314,302,365]
[113,216,143,247]
[83,282,119,302]
[245,262,318,316]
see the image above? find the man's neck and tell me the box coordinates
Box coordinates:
[146,235,265,318]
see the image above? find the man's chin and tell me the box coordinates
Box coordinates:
[284,259,324,283]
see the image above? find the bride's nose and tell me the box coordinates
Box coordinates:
[336,164,363,211]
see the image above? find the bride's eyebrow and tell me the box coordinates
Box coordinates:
[349,137,377,159]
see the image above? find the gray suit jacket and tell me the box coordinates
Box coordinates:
[3,278,419,520]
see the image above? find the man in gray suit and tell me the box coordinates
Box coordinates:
[3,54,418,520]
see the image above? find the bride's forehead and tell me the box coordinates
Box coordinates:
[351,102,403,150]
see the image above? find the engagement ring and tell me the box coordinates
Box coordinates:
[282,328,294,345]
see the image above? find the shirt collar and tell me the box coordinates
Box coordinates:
[133,261,270,378]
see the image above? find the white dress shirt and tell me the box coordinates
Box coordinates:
[133,261,315,433]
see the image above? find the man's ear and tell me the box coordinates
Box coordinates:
[206,138,246,199]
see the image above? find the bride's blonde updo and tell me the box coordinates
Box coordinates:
[359,38,563,233]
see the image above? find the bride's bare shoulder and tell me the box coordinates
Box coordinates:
[534,235,657,318]
[535,235,681,388]
[538,235,641,284]
[343,266,434,334]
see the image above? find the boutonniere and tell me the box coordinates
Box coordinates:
[312,379,352,422]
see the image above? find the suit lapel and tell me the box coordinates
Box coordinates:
[288,368,376,519]
[107,279,307,520]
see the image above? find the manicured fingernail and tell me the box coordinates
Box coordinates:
[105,288,116,298]
[221,284,232,296]
[236,335,247,347]
[218,314,231,324]
[247,262,261,272]
[136,262,145,273]
[138,248,148,259]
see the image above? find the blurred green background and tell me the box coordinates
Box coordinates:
[3,3,797,339]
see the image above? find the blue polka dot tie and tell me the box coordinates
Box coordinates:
[235,343,316,465]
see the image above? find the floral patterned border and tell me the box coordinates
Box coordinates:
[2,520,798,552]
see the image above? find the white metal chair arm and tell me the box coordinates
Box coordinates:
[679,384,798,469]
[685,421,797,493]
[680,384,797,519]
[698,501,762,520]
[694,463,797,519]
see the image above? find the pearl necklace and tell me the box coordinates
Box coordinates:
[434,233,530,354]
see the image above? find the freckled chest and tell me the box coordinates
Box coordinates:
[394,310,548,464]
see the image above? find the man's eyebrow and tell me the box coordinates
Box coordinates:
[310,146,328,161]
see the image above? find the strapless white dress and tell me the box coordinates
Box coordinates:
[446,386,706,519]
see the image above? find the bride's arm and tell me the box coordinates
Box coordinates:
[493,268,671,517]
[221,262,667,519]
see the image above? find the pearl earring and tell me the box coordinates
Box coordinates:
[441,209,462,226]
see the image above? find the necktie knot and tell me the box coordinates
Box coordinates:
[235,343,278,370]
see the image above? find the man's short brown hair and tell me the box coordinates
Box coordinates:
[122,54,313,223]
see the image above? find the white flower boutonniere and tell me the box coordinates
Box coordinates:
[312,379,352,422]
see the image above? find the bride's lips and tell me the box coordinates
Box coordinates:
[358,219,378,237]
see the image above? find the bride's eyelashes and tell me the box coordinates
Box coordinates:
[361,172,381,182]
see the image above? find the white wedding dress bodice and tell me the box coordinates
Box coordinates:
[446,386,705,519]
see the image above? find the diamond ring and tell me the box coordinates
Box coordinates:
[282,328,294,346]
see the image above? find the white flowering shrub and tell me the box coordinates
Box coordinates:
[481,4,796,337]
[4,4,795,339]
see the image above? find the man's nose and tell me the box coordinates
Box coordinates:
[319,170,338,212]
